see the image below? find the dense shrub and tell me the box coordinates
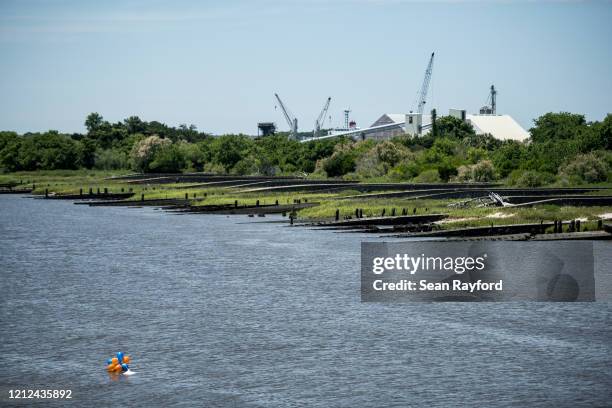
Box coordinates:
[355,149,386,178]
[149,144,185,173]
[508,170,555,187]
[388,160,420,181]
[374,140,412,167]
[94,149,129,170]
[130,135,172,172]
[454,160,496,182]
[322,151,356,177]
[492,141,525,178]
[413,169,441,183]
[558,152,609,183]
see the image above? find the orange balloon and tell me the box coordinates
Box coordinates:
[122,356,130,364]
[107,364,114,371]
[113,364,122,372]
[111,357,118,364]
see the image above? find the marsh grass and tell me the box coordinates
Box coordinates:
[3,170,611,229]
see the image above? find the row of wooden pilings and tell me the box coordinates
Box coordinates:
[228,198,307,208]
[45,187,132,198]
[552,219,604,233]
[334,207,428,221]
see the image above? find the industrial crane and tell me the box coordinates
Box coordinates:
[274,93,298,140]
[415,52,435,115]
[314,97,331,138]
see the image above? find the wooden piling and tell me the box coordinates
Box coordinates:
[79,188,83,196]
[141,193,145,201]
[576,219,581,232]
[89,187,93,195]
[104,187,108,195]
[381,208,386,217]
[391,208,396,216]
[45,188,48,198]
[335,209,340,221]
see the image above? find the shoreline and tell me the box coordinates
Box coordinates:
[2,171,612,240]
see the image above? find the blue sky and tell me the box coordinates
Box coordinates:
[1,0,611,135]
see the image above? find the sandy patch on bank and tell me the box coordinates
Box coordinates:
[487,212,515,219]
[598,213,612,220]
[437,217,478,224]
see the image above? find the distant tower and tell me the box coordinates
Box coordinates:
[479,84,497,115]
[344,109,350,130]
[257,122,276,137]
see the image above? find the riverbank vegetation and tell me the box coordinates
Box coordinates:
[1,112,611,187]
[1,170,611,232]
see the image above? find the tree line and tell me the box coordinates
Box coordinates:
[0,112,610,186]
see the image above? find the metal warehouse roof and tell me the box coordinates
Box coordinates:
[371,113,406,127]
[466,114,530,142]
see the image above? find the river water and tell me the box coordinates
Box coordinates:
[0,194,611,407]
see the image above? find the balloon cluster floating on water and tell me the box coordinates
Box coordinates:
[106,352,131,373]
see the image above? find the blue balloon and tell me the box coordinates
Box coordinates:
[117,352,124,364]
[121,363,129,372]
[106,358,112,365]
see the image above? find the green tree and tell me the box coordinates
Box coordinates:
[0,131,22,171]
[149,144,185,173]
[436,116,476,140]
[529,112,586,144]
[85,112,104,133]
[210,135,252,173]
[492,141,526,178]
[322,151,356,177]
[130,135,172,172]
[78,137,97,169]
[124,116,146,135]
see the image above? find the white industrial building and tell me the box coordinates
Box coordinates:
[300,82,530,143]
[304,109,529,142]
[466,114,529,141]
[447,108,529,141]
